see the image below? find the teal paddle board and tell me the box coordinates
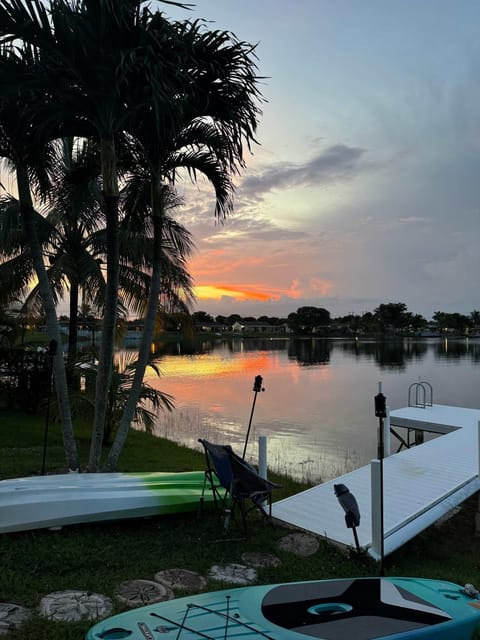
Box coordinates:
[86,577,480,640]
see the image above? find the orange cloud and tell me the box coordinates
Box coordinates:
[193,277,334,305]
[194,285,278,302]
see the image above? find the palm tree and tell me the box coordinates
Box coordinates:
[0,0,153,469]
[0,137,105,375]
[0,42,80,470]
[70,352,174,446]
[1,135,194,378]
[0,1,261,471]
[105,17,263,470]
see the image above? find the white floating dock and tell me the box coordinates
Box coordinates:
[271,404,480,558]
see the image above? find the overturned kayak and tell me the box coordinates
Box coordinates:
[0,471,214,534]
[86,577,480,640]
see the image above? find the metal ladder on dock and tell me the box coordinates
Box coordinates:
[390,380,433,451]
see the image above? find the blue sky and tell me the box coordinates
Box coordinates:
[160,0,480,320]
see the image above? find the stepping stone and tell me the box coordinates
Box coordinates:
[0,603,31,635]
[208,563,257,585]
[115,580,174,608]
[277,532,319,556]
[241,551,281,567]
[39,590,112,622]
[154,569,207,592]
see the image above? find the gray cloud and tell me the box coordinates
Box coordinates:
[240,143,367,197]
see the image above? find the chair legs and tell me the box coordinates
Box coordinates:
[222,494,273,537]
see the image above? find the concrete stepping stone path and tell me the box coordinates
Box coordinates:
[39,590,112,622]
[154,569,207,592]
[116,579,174,608]
[0,603,31,635]
[208,563,257,585]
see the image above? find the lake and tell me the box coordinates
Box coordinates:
[143,337,480,482]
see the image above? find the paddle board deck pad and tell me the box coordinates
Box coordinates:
[0,471,215,534]
[86,577,480,640]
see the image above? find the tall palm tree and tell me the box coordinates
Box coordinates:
[0,137,104,372]
[0,0,191,471]
[0,43,80,470]
[105,17,263,470]
[1,1,262,471]
[0,0,150,469]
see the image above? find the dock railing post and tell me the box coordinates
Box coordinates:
[476,421,480,537]
[258,435,267,479]
[370,459,382,560]
[477,421,480,477]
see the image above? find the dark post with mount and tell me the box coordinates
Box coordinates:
[242,375,265,460]
[374,383,387,576]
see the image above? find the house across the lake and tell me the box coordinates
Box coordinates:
[231,321,290,334]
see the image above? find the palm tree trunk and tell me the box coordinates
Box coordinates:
[106,181,163,470]
[87,137,120,471]
[16,165,79,471]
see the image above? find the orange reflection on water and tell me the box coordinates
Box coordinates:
[146,347,334,424]
[143,344,367,482]
[147,351,272,380]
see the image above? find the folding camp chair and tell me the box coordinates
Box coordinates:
[198,438,280,537]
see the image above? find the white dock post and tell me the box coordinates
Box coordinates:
[370,459,383,561]
[476,422,480,537]
[478,421,480,476]
[384,407,391,457]
[258,435,267,479]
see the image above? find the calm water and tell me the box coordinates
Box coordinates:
[143,337,480,482]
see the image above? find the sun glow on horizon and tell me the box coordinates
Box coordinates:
[193,282,311,304]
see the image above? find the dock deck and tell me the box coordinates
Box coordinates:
[271,404,480,557]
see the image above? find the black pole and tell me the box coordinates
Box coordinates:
[242,375,264,460]
[374,384,387,576]
[41,340,57,475]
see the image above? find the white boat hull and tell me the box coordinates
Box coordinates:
[0,471,212,534]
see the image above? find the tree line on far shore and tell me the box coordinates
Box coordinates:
[192,303,480,336]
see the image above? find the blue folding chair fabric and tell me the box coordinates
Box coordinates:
[198,438,280,536]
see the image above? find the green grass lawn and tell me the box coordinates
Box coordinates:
[0,409,479,639]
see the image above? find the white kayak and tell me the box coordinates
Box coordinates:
[0,470,214,534]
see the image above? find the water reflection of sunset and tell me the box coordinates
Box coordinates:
[140,338,480,483]
[144,345,344,482]
[147,352,272,380]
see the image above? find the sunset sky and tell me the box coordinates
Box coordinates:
[164,0,480,321]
